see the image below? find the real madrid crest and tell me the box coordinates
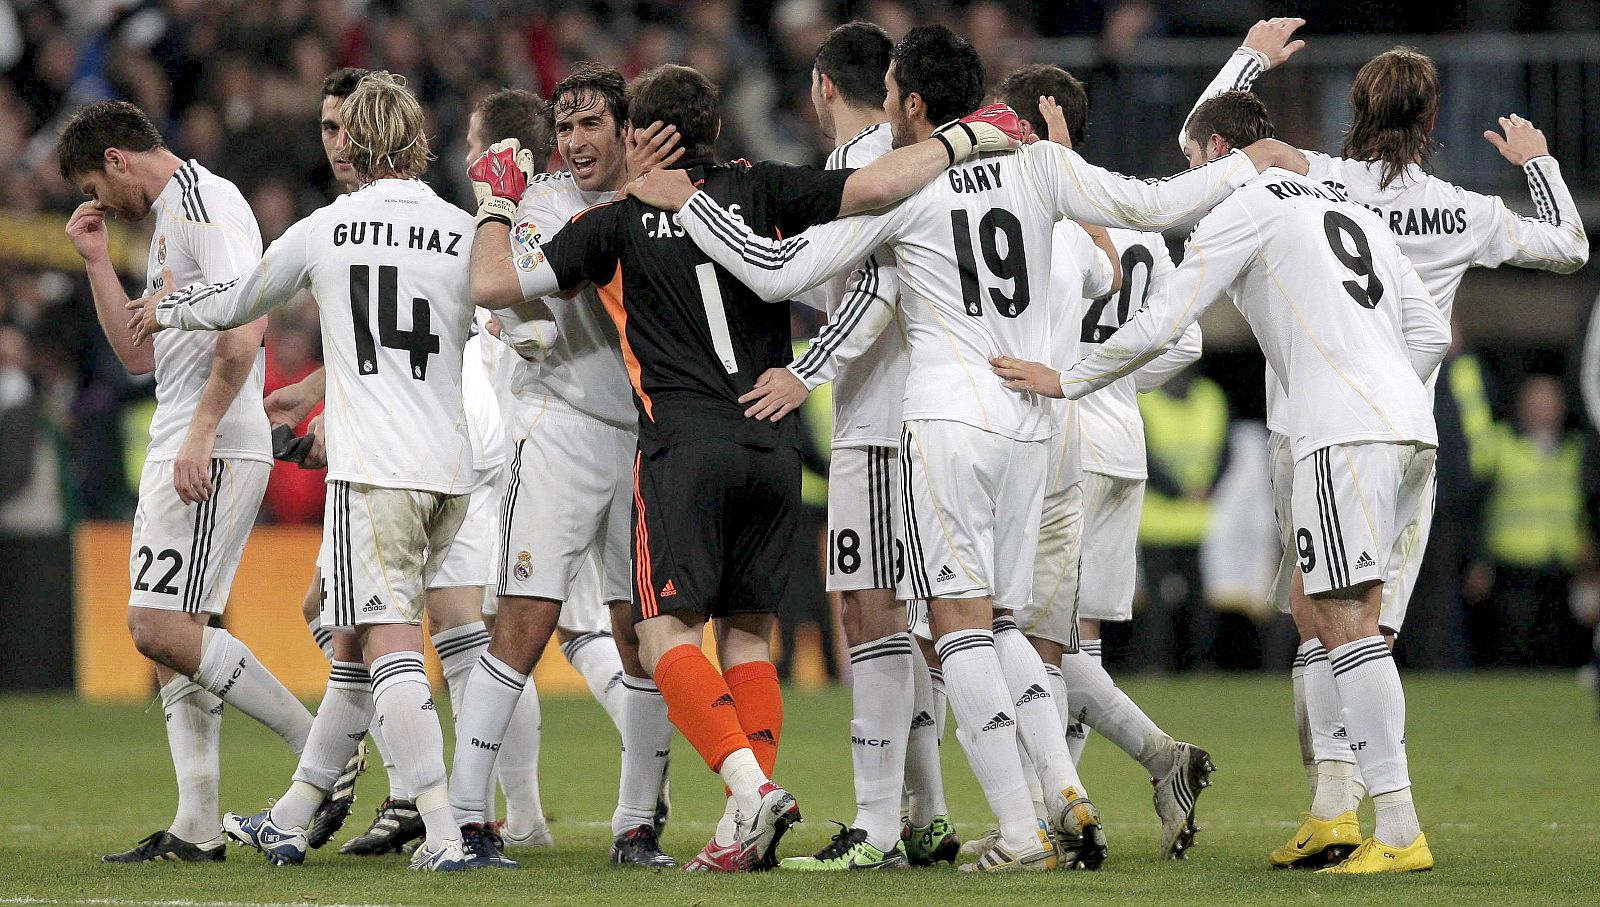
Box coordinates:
[514,550,533,581]
[157,234,167,264]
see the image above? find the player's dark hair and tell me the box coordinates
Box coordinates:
[889,25,986,126]
[1341,46,1439,189]
[1186,90,1275,153]
[321,67,370,101]
[815,20,893,110]
[475,88,550,160]
[57,100,166,181]
[627,65,719,157]
[992,64,1087,147]
[548,63,628,137]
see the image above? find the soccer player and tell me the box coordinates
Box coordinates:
[993,64,1216,861]
[262,69,506,857]
[130,71,481,872]
[451,69,678,868]
[768,20,957,871]
[60,100,315,863]
[627,25,1304,871]
[480,62,1021,872]
[993,89,1452,874]
[1187,19,1587,870]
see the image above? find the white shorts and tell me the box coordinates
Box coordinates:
[826,445,904,593]
[897,420,1047,611]
[1289,442,1435,602]
[1377,456,1434,633]
[429,479,499,590]
[129,458,269,615]
[1077,471,1145,623]
[1015,424,1084,647]
[498,408,633,605]
[320,481,469,628]
[481,547,613,634]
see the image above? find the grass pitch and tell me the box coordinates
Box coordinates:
[2,672,1597,906]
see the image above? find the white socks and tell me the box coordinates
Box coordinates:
[1329,636,1417,844]
[904,641,947,827]
[562,632,628,729]
[1374,787,1422,848]
[993,618,1086,806]
[1301,638,1366,818]
[1291,643,1316,795]
[307,616,334,662]
[847,632,916,850]
[432,621,492,721]
[1058,640,1176,778]
[935,629,1035,850]
[371,651,455,845]
[196,627,312,753]
[447,652,526,826]
[273,661,372,830]
[160,676,221,843]
[500,679,545,838]
[612,673,672,836]
[716,748,770,846]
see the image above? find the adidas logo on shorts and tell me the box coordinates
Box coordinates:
[981,711,1015,731]
[1355,551,1376,569]
[1016,684,1049,706]
[936,565,956,583]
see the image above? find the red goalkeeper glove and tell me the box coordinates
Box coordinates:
[933,103,1026,165]
[468,139,536,228]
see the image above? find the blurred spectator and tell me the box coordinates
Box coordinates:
[0,320,76,689]
[1135,367,1229,671]
[1466,375,1595,666]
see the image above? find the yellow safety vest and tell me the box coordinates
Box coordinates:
[793,341,832,509]
[1449,354,1495,480]
[1484,427,1587,568]
[1137,378,1228,547]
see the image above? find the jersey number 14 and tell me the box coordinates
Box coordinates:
[349,264,440,380]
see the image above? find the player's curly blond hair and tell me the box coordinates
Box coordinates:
[339,71,433,182]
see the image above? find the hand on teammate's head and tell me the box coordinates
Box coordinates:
[626,120,684,183]
[1243,17,1307,69]
[1484,114,1549,167]
[1038,96,1072,148]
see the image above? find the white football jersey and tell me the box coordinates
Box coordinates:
[1047,221,1116,486]
[787,122,910,449]
[504,171,636,432]
[676,141,1260,442]
[1061,169,1449,461]
[143,160,269,463]
[461,328,506,489]
[1192,49,1589,433]
[1075,229,1202,480]
[157,179,477,493]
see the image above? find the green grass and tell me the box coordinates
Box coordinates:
[2,673,1597,906]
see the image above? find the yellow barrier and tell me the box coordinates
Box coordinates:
[72,522,595,701]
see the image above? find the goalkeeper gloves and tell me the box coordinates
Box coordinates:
[468,139,536,229]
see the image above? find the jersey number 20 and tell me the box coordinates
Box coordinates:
[952,209,1030,318]
[349,264,440,380]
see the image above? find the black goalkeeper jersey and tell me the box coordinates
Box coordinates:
[539,156,851,454]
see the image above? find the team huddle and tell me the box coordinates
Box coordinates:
[65,14,1585,876]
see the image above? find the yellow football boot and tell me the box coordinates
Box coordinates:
[1269,811,1361,868]
[1317,833,1434,874]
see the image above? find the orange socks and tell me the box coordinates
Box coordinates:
[724,660,783,777]
[654,644,747,772]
